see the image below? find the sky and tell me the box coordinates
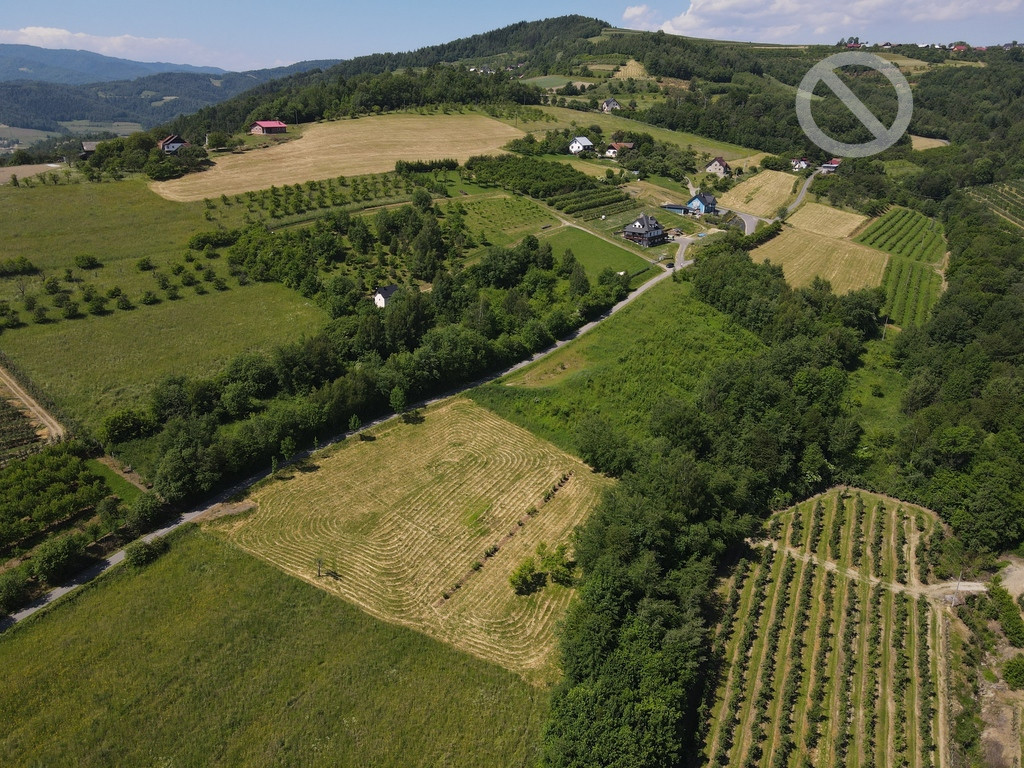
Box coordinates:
[0,0,1020,71]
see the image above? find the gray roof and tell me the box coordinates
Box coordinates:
[572,136,594,146]
[626,214,663,233]
[375,284,400,300]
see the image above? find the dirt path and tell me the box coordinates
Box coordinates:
[0,363,64,442]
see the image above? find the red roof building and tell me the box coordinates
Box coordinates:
[249,120,288,135]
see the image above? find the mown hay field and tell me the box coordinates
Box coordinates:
[151,113,524,202]
[0,527,548,767]
[213,397,613,684]
[706,488,947,768]
[910,135,950,151]
[751,227,889,294]
[718,169,796,217]
[787,202,869,239]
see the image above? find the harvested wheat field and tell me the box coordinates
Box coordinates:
[752,227,889,294]
[211,397,612,684]
[787,202,869,239]
[151,113,523,202]
[718,169,796,217]
[910,135,950,151]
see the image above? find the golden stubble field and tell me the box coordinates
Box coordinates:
[211,397,613,684]
[151,113,524,202]
[718,169,797,217]
[752,227,889,294]
[787,202,869,239]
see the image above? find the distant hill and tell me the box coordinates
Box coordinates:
[0,59,341,132]
[0,43,226,85]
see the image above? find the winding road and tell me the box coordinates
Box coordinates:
[2,258,678,630]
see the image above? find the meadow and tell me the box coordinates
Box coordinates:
[705,488,944,768]
[539,227,656,287]
[470,279,762,450]
[459,193,559,247]
[0,526,548,767]
[718,169,797,217]
[214,398,613,683]
[523,105,755,160]
[751,227,889,294]
[152,113,524,202]
[0,283,325,431]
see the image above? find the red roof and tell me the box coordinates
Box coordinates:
[252,120,287,128]
[952,45,968,52]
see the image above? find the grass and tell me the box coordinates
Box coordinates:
[470,279,762,450]
[910,135,950,151]
[0,125,58,145]
[213,397,613,683]
[787,201,868,239]
[705,488,942,767]
[0,526,548,767]
[751,227,889,294]
[152,113,524,202]
[717,169,797,217]
[85,459,143,506]
[520,106,755,160]
[0,177,246,305]
[59,120,144,135]
[0,283,326,431]
[539,226,657,287]
[522,75,574,89]
[459,193,559,247]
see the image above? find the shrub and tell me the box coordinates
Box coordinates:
[0,568,28,615]
[124,538,168,569]
[74,254,102,270]
[125,493,166,535]
[509,557,544,595]
[1005,655,1024,689]
[32,533,87,585]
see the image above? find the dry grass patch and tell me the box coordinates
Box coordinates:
[718,170,796,217]
[614,59,649,79]
[152,113,523,202]
[787,202,869,239]
[910,135,950,151]
[752,227,889,294]
[212,397,612,684]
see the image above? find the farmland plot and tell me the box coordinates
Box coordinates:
[856,207,947,327]
[718,170,796,217]
[213,397,612,683]
[969,180,1024,231]
[787,202,868,239]
[705,488,945,768]
[751,228,889,294]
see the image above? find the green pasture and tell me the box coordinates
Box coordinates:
[522,75,574,89]
[0,527,547,768]
[85,459,143,506]
[470,279,762,450]
[0,126,59,145]
[58,120,144,136]
[539,226,656,287]
[0,283,326,432]
[518,106,756,160]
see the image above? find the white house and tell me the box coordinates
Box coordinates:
[705,157,731,177]
[601,98,621,113]
[604,142,634,158]
[791,158,810,170]
[157,134,188,154]
[569,136,594,154]
[373,285,399,308]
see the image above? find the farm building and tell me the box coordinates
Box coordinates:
[157,135,188,154]
[820,158,842,174]
[604,142,634,158]
[705,157,731,177]
[79,141,99,159]
[791,158,810,170]
[569,136,594,154]
[601,98,622,113]
[622,213,668,247]
[373,284,400,308]
[249,120,288,135]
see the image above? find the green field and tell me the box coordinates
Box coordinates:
[705,488,943,768]
[0,283,326,431]
[469,279,762,450]
[539,226,656,287]
[459,193,559,246]
[58,120,145,136]
[969,179,1024,230]
[516,106,756,160]
[856,207,946,327]
[0,526,547,767]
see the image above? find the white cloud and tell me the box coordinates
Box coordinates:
[627,0,1022,44]
[622,5,661,29]
[0,26,218,66]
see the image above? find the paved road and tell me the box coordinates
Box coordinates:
[786,172,818,214]
[2,261,679,631]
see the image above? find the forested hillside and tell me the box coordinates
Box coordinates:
[0,43,224,85]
